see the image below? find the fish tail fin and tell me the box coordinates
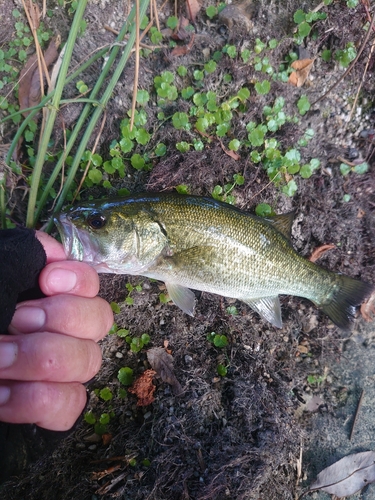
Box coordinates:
[321,275,374,329]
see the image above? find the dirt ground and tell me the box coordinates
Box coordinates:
[1,0,375,499]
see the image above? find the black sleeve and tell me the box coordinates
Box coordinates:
[0,227,47,334]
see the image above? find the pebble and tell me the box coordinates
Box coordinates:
[185,354,193,364]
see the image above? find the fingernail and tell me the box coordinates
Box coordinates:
[11,306,46,332]
[0,342,18,369]
[0,387,11,405]
[48,268,77,293]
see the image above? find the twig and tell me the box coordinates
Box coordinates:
[348,36,375,123]
[248,171,282,202]
[349,388,364,440]
[311,9,375,106]
[362,0,375,33]
[336,156,356,167]
[96,471,128,495]
[130,0,140,131]
[90,455,136,464]
[72,111,107,203]
[295,440,303,500]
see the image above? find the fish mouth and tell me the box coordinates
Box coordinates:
[54,214,85,261]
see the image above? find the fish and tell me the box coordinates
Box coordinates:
[54,192,374,329]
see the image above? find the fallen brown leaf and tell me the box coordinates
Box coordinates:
[288,58,314,87]
[128,369,156,406]
[308,451,375,497]
[308,244,335,263]
[186,0,201,23]
[102,433,112,446]
[147,347,183,395]
[219,140,240,160]
[171,16,190,41]
[360,291,375,322]
[357,208,365,218]
[18,37,59,117]
[28,0,41,30]
[171,34,195,57]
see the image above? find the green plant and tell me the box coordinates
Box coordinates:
[206,5,218,18]
[154,70,178,102]
[255,80,271,95]
[217,364,228,377]
[207,332,229,348]
[255,203,274,217]
[84,410,114,435]
[307,374,326,386]
[226,306,238,316]
[212,173,244,204]
[293,8,327,44]
[124,282,143,305]
[98,387,113,401]
[159,292,171,304]
[118,367,134,386]
[340,162,368,176]
[126,333,151,353]
[335,42,356,68]
[297,95,310,115]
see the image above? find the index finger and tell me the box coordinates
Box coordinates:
[35,231,67,263]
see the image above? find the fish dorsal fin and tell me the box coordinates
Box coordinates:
[264,211,295,240]
[166,283,196,316]
[241,296,283,328]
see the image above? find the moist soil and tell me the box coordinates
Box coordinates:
[1,0,375,499]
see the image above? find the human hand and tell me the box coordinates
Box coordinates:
[0,231,113,431]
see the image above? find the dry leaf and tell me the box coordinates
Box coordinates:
[357,208,365,218]
[171,34,195,57]
[18,37,59,117]
[147,347,183,395]
[171,16,190,41]
[186,0,201,23]
[361,291,375,322]
[28,0,41,30]
[308,244,335,263]
[288,58,314,87]
[309,451,375,497]
[219,140,240,160]
[305,395,324,413]
[128,369,156,406]
[102,433,112,446]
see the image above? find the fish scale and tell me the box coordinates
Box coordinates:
[55,192,374,329]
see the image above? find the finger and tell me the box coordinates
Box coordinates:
[0,381,87,431]
[9,295,113,341]
[0,332,102,383]
[35,231,67,263]
[39,261,100,297]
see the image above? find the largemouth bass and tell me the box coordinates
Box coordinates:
[55,193,373,329]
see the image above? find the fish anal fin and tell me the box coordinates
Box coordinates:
[166,283,196,316]
[264,211,295,240]
[241,296,283,328]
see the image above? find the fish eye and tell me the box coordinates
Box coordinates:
[87,213,107,230]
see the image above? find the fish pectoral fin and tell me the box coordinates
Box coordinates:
[166,283,196,316]
[241,296,283,328]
